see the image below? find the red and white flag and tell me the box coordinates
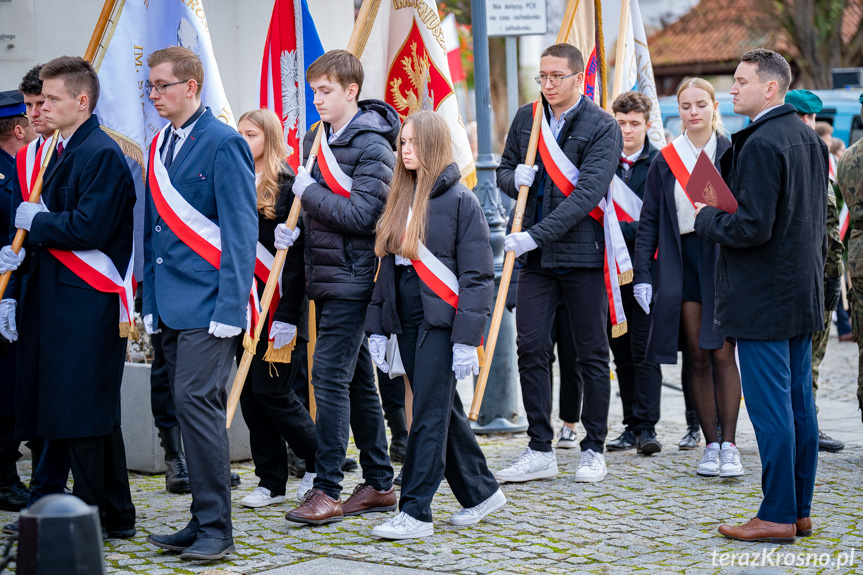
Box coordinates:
[442,13,465,84]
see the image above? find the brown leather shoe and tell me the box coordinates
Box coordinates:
[718,517,796,543]
[796,517,813,537]
[284,489,343,525]
[342,483,397,516]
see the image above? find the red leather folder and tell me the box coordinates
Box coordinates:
[686,151,738,214]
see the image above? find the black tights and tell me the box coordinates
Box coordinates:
[680,301,741,445]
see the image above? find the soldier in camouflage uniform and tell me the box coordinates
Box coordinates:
[786,90,846,451]
[837,92,863,424]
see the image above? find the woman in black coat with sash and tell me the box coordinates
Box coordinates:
[633,78,743,479]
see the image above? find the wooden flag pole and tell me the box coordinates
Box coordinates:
[227,0,383,427]
[611,0,631,102]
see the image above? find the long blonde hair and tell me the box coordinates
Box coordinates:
[677,77,724,134]
[238,109,287,220]
[375,111,454,260]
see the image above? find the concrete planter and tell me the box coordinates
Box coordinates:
[120,362,251,474]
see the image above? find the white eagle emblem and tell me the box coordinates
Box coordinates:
[280,49,300,136]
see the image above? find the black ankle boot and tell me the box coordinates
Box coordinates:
[678,411,701,450]
[385,408,408,464]
[159,426,191,494]
[0,464,30,512]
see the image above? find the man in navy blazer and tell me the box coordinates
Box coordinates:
[142,46,257,561]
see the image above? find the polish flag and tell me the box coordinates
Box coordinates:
[442,13,465,84]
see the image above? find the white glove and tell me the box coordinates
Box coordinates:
[269,321,297,350]
[15,202,48,231]
[633,283,652,315]
[369,334,388,373]
[208,321,242,338]
[504,231,539,257]
[274,224,301,251]
[292,166,315,200]
[452,343,480,380]
[0,246,25,274]
[0,299,17,342]
[514,164,538,189]
[143,314,160,335]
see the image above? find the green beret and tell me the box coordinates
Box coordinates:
[859,93,863,104]
[786,90,822,114]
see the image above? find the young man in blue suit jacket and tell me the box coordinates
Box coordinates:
[142,46,257,561]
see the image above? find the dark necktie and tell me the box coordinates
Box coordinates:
[164,132,179,168]
[56,142,64,159]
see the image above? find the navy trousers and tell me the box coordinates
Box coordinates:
[736,335,818,524]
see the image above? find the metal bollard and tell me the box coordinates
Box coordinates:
[17,494,107,575]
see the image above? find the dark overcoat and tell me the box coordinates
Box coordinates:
[633,134,731,364]
[11,115,135,439]
[0,148,16,416]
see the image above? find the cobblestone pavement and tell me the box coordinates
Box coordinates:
[2,335,862,575]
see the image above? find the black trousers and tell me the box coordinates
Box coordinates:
[149,331,179,430]
[607,282,662,432]
[378,367,405,414]
[161,326,236,541]
[238,338,317,496]
[553,303,584,423]
[28,426,135,531]
[395,267,498,522]
[517,256,610,453]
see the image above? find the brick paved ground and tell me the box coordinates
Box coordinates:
[2,334,862,574]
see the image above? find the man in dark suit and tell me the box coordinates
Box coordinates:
[3,56,137,537]
[142,46,257,561]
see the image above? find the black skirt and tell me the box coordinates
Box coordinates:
[680,232,703,303]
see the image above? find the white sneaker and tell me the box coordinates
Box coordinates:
[371,511,434,540]
[449,488,506,526]
[296,472,316,501]
[494,447,558,483]
[574,449,607,482]
[697,442,721,476]
[719,442,744,477]
[240,486,287,508]
[557,426,578,449]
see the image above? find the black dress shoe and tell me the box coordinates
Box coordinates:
[230,472,241,487]
[103,527,137,540]
[2,520,18,535]
[179,537,235,561]
[818,430,845,453]
[148,526,198,552]
[393,466,403,486]
[636,430,662,456]
[342,457,358,472]
[606,429,637,451]
[0,478,31,511]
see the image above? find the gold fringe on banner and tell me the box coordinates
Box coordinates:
[119,321,140,341]
[243,332,259,355]
[462,167,477,189]
[476,344,486,368]
[618,269,633,285]
[263,337,297,364]
[611,320,628,338]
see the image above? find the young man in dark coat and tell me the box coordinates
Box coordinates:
[694,49,825,542]
[3,56,136,537]
[496,43,622,483]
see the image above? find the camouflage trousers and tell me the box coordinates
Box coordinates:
[811,309,831,409]
[848,283,863,421]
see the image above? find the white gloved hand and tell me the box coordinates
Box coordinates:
[633,283,652,315]
[514,163,538,189]
[208,321,242,338]
[452,343,480,380]
[274,224,301,251]
[0,246,25,274]
[143,314,160,335]
[504,231,539,257]
[15,202,48,231]
[269,321,297,350]
[369,334,388,373]
[0,299,17,342]
[292,166,315,200]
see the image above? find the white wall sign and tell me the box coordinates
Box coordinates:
[0,0,37,61]
[486,0,548,37]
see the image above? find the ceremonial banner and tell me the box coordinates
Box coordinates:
[92,0,235,167]
[360,0,476,186]
[259,0,325,171]
[562,0,607,108]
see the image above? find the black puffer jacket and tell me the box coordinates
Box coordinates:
[301,99,399,301]
[365,163,493,346]
[497,97,622,268]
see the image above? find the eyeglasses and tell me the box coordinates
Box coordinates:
[145,80,190,96]
[534,73,577,87]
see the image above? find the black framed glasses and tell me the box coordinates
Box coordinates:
[145,80,191,96]
[534,73,577,87]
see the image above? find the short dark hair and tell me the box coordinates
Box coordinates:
[612,91,652,122]
[19,64,44,96]
[0,117,30,142]
[39,56,100,113]
[740,48,792,95]
[540,43,585,74]
[147,46,204,97]
[306,50,364,99]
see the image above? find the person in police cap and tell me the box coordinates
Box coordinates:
[785,89,846,453]
[0,89,38,512]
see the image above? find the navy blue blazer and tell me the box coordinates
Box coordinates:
[143,109,258,330]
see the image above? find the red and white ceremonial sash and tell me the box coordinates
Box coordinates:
[403,209,460,309]
[659,134,699,207]
[534,101,632,336]
[253,241,285,342]
[317,134,352,197]
[829,154,837,184]
[16,138,137,338]
[148,127,259,336]
[840,202,850,241]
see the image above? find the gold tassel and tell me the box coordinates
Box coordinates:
[263,336,297,364]
[243,332,258,355]
[476,344,485,368]
[618,269,633,285]
[461,167,477,189]
[119,322,140,341]
[611,320,628,338]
